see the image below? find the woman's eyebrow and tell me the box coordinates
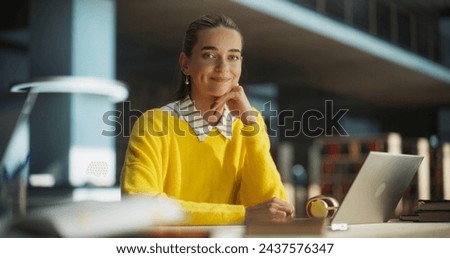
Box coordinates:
[201,46,218,51]
[201,46,241,53]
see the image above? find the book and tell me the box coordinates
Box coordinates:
[417,210,450,222]
[416,200,450,211]
[400,200,450,222]
[9,195,186,237]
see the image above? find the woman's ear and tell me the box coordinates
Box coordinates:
[179,52,189,75]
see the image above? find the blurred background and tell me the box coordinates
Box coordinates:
[1,0,450,217]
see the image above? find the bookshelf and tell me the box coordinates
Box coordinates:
[307,133,439,215]
[440,143,450,200]
[426,143,450,201]
[308,133,401,201]
[399,137,431,214]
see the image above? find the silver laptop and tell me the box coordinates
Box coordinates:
[331,151,423,225]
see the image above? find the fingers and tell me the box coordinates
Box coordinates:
[210,85,256,125]
[211,86,242,111]
[206,89,237,124]
[245,197,296,223]
[267,197,295,218]
[206,104,222,124]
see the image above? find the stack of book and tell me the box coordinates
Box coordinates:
[402,200,450,222]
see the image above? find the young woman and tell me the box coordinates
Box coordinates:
[121,14,294,225]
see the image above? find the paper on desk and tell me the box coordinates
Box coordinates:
[11,195,186,237]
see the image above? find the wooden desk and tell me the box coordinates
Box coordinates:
[148,221,450,238]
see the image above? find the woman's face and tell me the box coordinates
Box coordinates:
[181,26,242,99]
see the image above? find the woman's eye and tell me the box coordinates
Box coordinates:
[229,55,241,61]
[203,53,215,59]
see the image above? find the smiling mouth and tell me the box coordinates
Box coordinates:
[211,77,231,83]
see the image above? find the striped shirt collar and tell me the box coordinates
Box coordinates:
[161,96,234,142]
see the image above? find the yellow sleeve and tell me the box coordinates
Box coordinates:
[177,200,245,225]
[238,111,287,206]
[121,110,165,195]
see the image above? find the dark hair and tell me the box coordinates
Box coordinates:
[168,14,243,102]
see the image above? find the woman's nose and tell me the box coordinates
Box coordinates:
[215,57,228,71]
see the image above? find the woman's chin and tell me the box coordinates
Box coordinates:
[208,86,233,97]
[210,91,226,97]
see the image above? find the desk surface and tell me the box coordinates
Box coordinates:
[3,220,450,238]
[325,221,450,238]
[148,221,450,238]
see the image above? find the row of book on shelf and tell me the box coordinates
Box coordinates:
[400,200,450,222]
[308,132,450,217]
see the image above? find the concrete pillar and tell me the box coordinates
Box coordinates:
[29,0,118,187]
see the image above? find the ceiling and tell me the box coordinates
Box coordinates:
[116,0,450,108]
[2,0,449,107]
[392,0,450,15]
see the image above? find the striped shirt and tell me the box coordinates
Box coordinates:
[161,96,235,142]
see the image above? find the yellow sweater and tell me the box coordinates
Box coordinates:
[121,108,286,225]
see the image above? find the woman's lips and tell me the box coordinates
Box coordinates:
[211,77,231,83]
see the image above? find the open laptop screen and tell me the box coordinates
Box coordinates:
[331,151,423,225]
